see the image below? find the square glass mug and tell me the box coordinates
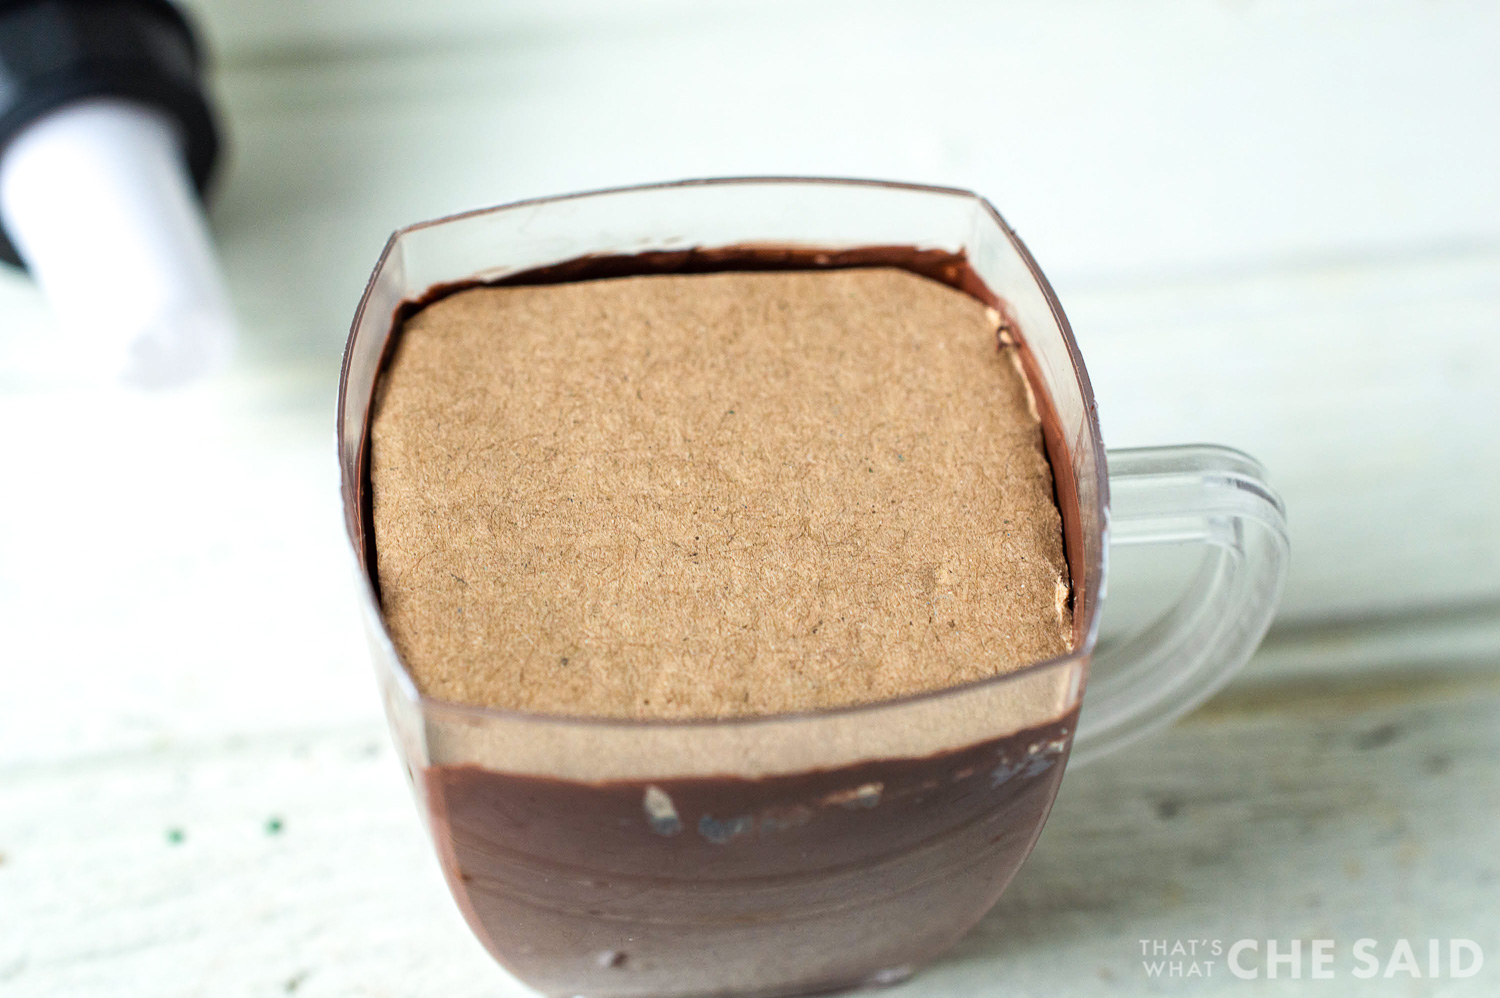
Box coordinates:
[338,179,1289,998]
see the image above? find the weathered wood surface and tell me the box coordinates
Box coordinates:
[2,664,1495,996]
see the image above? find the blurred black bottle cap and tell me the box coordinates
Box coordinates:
[0,0,221,268]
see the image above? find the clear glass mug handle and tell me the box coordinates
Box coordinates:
[1071,445,1291,765]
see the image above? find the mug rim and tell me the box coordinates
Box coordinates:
[338,175,1108,734]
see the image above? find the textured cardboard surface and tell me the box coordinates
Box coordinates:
[370,268,1071,719]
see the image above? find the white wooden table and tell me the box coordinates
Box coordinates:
[2,2,1497,995]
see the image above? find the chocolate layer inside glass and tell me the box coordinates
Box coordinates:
[360,247,1082,998]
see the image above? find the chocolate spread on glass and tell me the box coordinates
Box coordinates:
[364,247,1079,997]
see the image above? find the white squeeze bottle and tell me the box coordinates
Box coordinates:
[0,0,231,387]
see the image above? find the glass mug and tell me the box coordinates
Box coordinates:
[337,179,1289,998]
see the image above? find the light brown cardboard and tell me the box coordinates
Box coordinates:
[371,267,1071,719]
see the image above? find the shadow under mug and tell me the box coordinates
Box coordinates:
[337,178,1289,998]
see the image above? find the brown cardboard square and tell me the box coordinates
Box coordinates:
[371,267,1072,719]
